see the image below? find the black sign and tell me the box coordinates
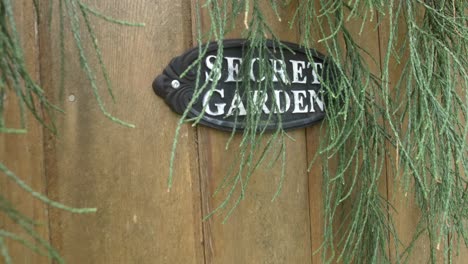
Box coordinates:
[153,39,332,131]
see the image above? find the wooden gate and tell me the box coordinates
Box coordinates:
[2,0,467,263]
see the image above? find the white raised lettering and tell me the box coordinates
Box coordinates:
[250,58,266,82]
[226,92,247,116]
[290,60,307,84]
[310,62,323,84]
[270,59,288,84]
[252,91,271,114]
[273,90,291,113]
[292,90,308,113]
[205,55,221,82]
[308,90,325,112]
[225,57,243,82]
[203,89,226,116]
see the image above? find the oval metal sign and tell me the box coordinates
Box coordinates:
[153,39,332,131]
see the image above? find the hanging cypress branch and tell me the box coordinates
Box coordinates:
[0,0,143,262]
[167,0,468,263]
[2,0,467,263]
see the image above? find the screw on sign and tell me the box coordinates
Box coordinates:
[153,39,335,131]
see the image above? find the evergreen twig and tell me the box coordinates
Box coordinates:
[0,0,143,262]
[171,1,468,263]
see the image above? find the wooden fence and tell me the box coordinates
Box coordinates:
[2,0,467,263]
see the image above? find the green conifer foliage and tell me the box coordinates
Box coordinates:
[176,1,467,263]
[1,0,467,263]
[0,0,142,263]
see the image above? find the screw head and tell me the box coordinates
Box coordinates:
[68,94,76,102]
[171,80,180,89]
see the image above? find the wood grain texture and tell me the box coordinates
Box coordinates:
[306,6,387,263]
[306,126,325,264]
[450,234,468,263]
[378,10,436,263]
[38,1,204,263]
[0,1,50,263]
[304,4,328,264]
[195,2,313,264]
[6,1,464,263]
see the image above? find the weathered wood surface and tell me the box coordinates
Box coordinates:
[196,2,313,264]
[38,1,204,263]
[305,7,388,262]
[4,1,467,263]
[378,11,437,263]
[0,1,49,263]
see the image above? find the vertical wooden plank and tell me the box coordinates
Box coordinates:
[38,1,204,263]
[306,5,387,263]
[0,1,50,263]
[305,4,328,263]
[452,244,468,264]
[195,2,313,264]
[378,9,434,263]
[306,126,324,264]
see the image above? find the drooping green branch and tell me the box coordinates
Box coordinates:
[170,1,468,263]
[0,0,143,263]
[2,0,467,263]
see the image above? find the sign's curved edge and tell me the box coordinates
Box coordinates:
[153,39,331,132]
